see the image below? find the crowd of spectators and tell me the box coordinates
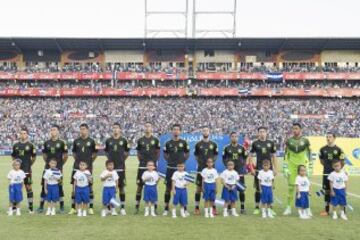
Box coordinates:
[0,97,359,150]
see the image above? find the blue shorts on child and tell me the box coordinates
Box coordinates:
[173,187,188,206]
[295,192,309,208]
[260,185,273,204]
[203,182,216,201]
[102,186,116,205]
[47,184,60,202]
[75,186,90,204]
[221,186,238,202]
[144,185,157,203]
[9,183,23,203]
[331,188,347,207]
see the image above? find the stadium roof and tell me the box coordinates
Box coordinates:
[0,37,360,52]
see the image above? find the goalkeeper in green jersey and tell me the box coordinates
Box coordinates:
[283,123,312,216]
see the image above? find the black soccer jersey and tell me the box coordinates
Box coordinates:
[12,141,36,173]
[163,139,190,168]
[72,137,97,171]
[319,145,345,174]
[222,143,248,174]
[42,139,68,170]
[104,136,130,170]
[136,135,160,167]
[194,140,218,170]
[250,139,276,169]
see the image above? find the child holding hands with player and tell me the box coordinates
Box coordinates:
[73,161,93,217]
[43,159,62,216]
[201,158,219,218]
[257,159,275,218]
[328,159,349,220]
[220,160,239,217]
[100,160,119,217]
[142,161,159,217]
[7,159,26,216]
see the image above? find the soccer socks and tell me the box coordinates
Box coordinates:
[89,190,94,209]
[239,192,245,210]
[325,193,330,213]
[255,191,260,208]
[164,192,171,211]
[195,193,201,209]
[135,192,141,209]
[287,184,295,207]
[120,193,126,209]
[71,192,76,209]
[59,185,65,210]
[27,191,34,211]
[40,186,46,209]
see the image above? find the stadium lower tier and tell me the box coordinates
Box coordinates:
[0,97,359,148]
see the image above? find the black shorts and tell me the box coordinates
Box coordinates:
[165,168,177,190]
[117,170,126,188]
[239,175,245,185]
[136,168,147,186]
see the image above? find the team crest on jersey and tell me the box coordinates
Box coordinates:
[209,144,214,150]
[334,150,338,154]
[151,140,155,145]
[179,143,183,148]
[300,141,305,146]
[56,143,60,148]
[238,149,242,153]
[25,145,30,151]
[86,142,91,146]
[267,143,271,148]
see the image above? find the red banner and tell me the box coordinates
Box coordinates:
[1,71,360,80]
[1,87,360,97]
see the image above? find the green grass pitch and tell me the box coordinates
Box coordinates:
[0,156,358,240]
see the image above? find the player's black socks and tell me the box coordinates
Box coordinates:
[164,192,171,211]
[135,192,141,209]
[27,191,34,211]
[239,192,245,202]
[195,193,201,209]
[255,191,260,206]
[154,203,158,210]
[90,190,94,208]
[39,199,45,209]
[60,200,64,209]
[120,193,125,209]
[71,193,76,209]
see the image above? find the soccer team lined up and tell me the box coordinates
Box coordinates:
[7,122,349,220]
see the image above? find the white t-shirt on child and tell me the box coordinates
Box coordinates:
[100,170,119,187]
[201,168,219,183]
[171,171,188,188]
[220,169,239,185]
[295,175,310,192]
[43,169,62,185]
[142,171,159,186]
[7,169,26,184]
[328,170,348,189]
[73,170,91,187]
[257,170,274,187]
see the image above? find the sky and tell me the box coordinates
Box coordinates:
[0,0,359,38]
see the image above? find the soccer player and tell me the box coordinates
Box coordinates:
[7,159,26,216]
[38,124,68,213]
[135,122,160,214]
[104,122,129,215]
[247,127,277,215]
[43,159,62,216]
[194,127,218,215]
[163,124,190,216]
[69,123,97,215]
[222,131,248,214]
[283,123,311,216]
[11,127,36,213]
[319,132,345,216]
